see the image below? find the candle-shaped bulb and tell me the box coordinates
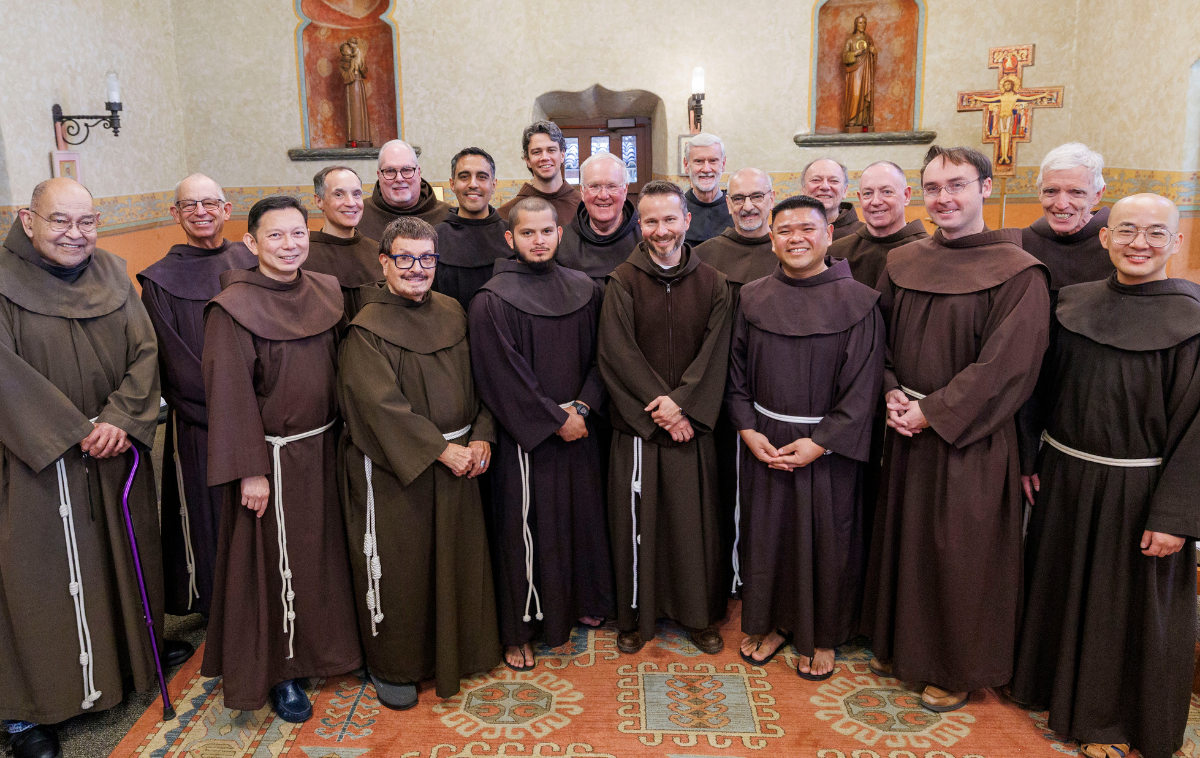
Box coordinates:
[691,67,705,95]
[106,70,121,104]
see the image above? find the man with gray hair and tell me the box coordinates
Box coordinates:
[684,133,732,247]
[1016,143,1113,504]
[360,139,449,241]
[558,151,642,283]
[304,165,380,319]
[498,121,583,225]
[802,157,864,240]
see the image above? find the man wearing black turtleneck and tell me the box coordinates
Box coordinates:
[433,147,511,311]
[557,151,642,284]
[359,139,450,240]
[683,133,733,247]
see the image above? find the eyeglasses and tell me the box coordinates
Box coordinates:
[729,192,769,206]
[385,252,439,269]
[26,209,98,233]
[1108,226,1174,249]
[583,183,623,196]
[379,166,418,181]
[175,199,224,214]
[921,179,979,197]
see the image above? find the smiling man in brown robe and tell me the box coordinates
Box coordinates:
[139,173,255,619]
[359,140,449,240]
[729,195,883,680]
[695,167,777,596]
[497,121,583,224]
[433,147,511,310]
[558,151,642,284]
[469,198,612,672]
[599,180,733,655]
[1015,143,1113,503]
[202,195,362,722]
[830,161,928,289]
[1012,194,1200,758]
[338,216,500,707]
[802,158,864,241]
[304,165,379,320]
[1,178,166,758]
[862,146,1049,713]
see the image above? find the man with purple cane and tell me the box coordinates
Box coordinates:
[0,178,188,758]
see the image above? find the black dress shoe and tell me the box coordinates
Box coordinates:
[369,671,418,710]
[10,726,61,758]
[270,679,313,723]
[617,630,645,654]
[688,625,724,655]
[161,639,195,668]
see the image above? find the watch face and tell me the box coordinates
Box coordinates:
[575,402,588,417]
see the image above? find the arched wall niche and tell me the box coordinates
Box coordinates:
[533,84,669,176]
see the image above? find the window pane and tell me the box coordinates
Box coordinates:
[621,135,638,184]
[591,136,610,156]
[564,137,579,185]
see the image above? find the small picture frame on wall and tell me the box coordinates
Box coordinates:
[51,151,82,183]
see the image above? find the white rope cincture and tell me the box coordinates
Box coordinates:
[732,434,743,593]
[630,436,643,609]
[56,457,102,710]
[752,402,825,425]
[172,415,200,610]
[443,424,472,441]
[516,444,543,622]
[264,419,336,659]
[1041,431,1163,468]
[900,386,926,400]
[363,456,384,636]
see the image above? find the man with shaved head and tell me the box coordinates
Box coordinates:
[683,133,733,247]
[802,157,864,240]
[359,139,449,241]
[1,178,172,758]
[830,161,928,288]
[304,165,379,320]
[139,173,255,621]
[1011,194,1199,758]
[558,151,642,283]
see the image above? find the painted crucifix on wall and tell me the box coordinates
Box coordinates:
[957,44,1063,176]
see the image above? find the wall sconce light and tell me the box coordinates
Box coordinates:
[688,67,705,134]
[53,70,123,146]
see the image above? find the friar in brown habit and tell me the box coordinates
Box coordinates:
[694,168,778,597]
[496,121,582,225]
[730,195,884,680]
[558,152,642,284]
[861,146,1050,713]
[598,180,733,655]
[829,161,928,289]
[0,178,170,758]
[304,165,380,320]
[138,173,255,618]
[338,216,500,708]
[802,158,865,241]
[469,198,613,672]
[433,148,511,311]
[1014,143,1114,502]
[201,195,361,722]
[358,140,450,241]
[1012,194,1200,758]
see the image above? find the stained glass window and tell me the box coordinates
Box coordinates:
[621,135,637,184]
[564,137,579,185]
[591,136,610,156]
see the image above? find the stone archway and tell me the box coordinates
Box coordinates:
[533,84,668,176]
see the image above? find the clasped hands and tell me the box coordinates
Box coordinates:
[556,403,588,442]
[885,389,929,437]
[80,421,130,459]
[739,429,825,471]
[438,440,491,478]
[646,396,693,443]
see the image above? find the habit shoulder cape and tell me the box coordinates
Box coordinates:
[338,284,500,697]
[432,207,511,312]
[201,268,361,711]
[558,199,642,283]
[138,238,255,616]
[497,182,583,229]
[599,242,733,640]
[685,189,733,247]
[694,227,776,292]
[0,224,163,724]
[1012,274,1200,758]
[831,202,865,241]
[862,228,1050,692]
[469,259,613,649]
[358,180,450,242]
[302,229,381,320]
[728,259,884,653]
[828,219,929,289]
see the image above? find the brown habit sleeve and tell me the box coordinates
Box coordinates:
[1145,336,1200,540]
[810,308,886,461]
[666,278,733,432]
[95,294,161,449]
[142,280,206,426]
[202,304,271,486]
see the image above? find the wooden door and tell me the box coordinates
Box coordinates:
[555,117,652,197]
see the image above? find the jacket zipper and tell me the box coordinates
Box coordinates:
[665,281,675,386]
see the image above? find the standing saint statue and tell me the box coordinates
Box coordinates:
[842,14,876,131]
[340,38,372,148]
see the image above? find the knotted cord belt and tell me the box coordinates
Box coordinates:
[900,386,926,400]
[265,419,336,658]
[630,436,643,609]
[172,415,200,610]
[1041,431,1163,468]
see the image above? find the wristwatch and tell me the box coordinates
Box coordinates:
[570,401,590,418]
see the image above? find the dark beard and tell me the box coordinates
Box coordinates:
[516,252,556,272]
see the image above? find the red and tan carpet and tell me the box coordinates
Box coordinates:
[111,603,1200,758]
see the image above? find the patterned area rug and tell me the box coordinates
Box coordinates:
[112,603,1200,758]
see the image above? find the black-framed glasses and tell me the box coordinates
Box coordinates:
[921,178,979,197]
[385,252,439,269]
[175,198,224,213]
[729,192,769,206]
[1108,226,1174,248]
[379,166,418,181]
[25,209,98,233]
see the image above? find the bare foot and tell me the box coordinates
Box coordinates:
[810,648,835,676]
[742,630,787,662]
[739,634,765,658]
[505,643,535,669]
[579,616,603,627]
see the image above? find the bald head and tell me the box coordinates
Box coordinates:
[1110,193,1179,230]
[377,140,422,209]
[170,173,232,249]
[801,158,850,219]
[21,178,97,267]
[29,177,93,215]
[727,168,775,235]
[174,173,224,203]
[1101,193,1182,286]
[378,139,417,168]
[858,161,912,237]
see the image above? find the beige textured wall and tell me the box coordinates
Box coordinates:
[0,0,187,206]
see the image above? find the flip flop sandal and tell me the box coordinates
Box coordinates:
[1081,744,1130,758]
[797,652,836,681]
[921,691,970,712]
[739,630,792,666]
[504,652,537,672]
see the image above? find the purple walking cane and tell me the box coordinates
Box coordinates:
[120,446,177,721]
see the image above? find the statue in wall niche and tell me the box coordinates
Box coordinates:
[340,37,373,148]
[842,14,876,131]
